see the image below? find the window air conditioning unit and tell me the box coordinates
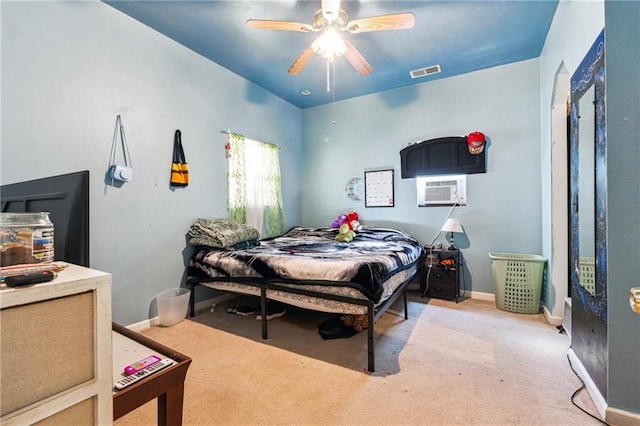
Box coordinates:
[417,175,467,207]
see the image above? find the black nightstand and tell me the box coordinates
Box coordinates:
[421,247,462,302]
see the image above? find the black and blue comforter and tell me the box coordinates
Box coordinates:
[189,226,423,303]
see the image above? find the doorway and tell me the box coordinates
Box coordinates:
[550,63,570,319]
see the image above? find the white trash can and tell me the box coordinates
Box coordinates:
[157,288,191,326]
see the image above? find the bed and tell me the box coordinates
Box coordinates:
[187,225,423,372]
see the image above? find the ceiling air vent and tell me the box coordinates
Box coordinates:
[410,64,441,79]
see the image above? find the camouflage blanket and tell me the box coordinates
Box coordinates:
[188,218,260,248]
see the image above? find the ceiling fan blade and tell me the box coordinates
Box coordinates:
[246,19,314,32]
[346,12,415,34]
[288,45,316,75]
[343,39,373,76]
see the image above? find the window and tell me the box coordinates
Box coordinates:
[227,133,285,238]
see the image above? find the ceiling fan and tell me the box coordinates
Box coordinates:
[246,0,415,76]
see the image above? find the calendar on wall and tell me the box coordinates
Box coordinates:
[364,169,394,207]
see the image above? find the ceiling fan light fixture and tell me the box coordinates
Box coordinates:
[248,1,412,78]
[311,30,347,58]
[322,0,341,23]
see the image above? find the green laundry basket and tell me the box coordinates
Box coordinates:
[489,252,547,313]
[578,257,596,295]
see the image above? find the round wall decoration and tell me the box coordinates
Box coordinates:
[345,177,363,201]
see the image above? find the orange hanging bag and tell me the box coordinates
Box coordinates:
[170,129,189,187]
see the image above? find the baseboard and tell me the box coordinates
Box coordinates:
[606,406,640,425]
[129,291,557,328]
[126,318,157,332]
[125,294,234,331]
[469,291,495,302]
[467,291,562,325]
[543,305,562,326]
[126,291,493,329]
[193,293,235,314]
[567,348,607,420]
[562,297,572,338]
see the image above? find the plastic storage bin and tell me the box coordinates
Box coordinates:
[489,252,547,314]
[1,212,54,266]
[157,288,191,326]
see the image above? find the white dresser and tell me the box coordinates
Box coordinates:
[0,264,112,425]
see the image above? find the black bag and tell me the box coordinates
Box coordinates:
[318,316,359,340]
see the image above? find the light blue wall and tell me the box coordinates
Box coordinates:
[1,1,303,325]
[301,59,542,295]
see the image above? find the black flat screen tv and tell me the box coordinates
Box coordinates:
[1,171,90,267]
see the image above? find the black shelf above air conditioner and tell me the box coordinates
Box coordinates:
[400,136,486,178]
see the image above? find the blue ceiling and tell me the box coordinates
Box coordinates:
[104,1,558,109]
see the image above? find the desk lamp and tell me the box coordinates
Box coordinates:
[441,218,463,250]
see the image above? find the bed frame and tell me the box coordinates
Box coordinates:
[186,272,414,373]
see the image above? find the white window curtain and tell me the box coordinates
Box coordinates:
[227,132,285,238]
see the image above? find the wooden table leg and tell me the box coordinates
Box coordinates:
[157,384,185,426]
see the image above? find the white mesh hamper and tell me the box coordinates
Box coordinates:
[489,252,547,314]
